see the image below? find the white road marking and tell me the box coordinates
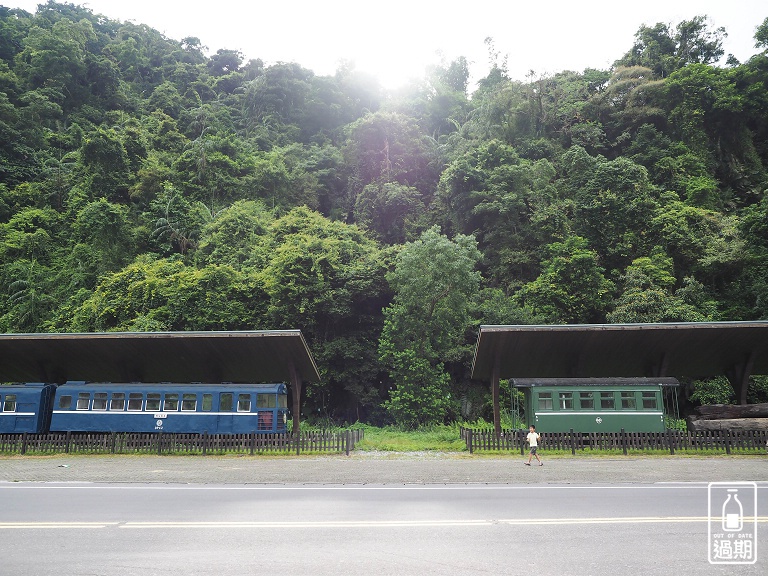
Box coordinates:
[1,517,767,530]
[0,522,118,529]
[2,483,767,491]
[499,516,768,525]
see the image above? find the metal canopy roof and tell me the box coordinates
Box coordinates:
[471,322,768,380]
[0,331,320,384]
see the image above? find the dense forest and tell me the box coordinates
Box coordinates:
[1,2,768,426]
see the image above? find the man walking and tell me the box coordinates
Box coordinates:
[525,424,543,466]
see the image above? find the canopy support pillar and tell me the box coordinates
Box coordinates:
[726,352,754,406]
[492,352,501,437]
[652,351,669,377]
[288,361,302,436]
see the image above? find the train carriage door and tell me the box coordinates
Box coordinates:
[218,392,235,433]
[5,394,33,433]
[17,396,37,432]
[236,393,255,433]
[2,394,18,432]
[277,389,288,432]
[194,393,212,434]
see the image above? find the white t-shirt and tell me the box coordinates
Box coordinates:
[527,431,539,447]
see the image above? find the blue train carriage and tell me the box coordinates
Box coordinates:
[512,377,680,433]
[50,382,289,434]
[0,383,57,433]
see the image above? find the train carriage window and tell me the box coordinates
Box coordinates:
[600,392,615,409]
[220,393,234,411]
[579,392,594,409]
[620,392,636,410]
[257,394,276,409]
[278,394,287,409]
[559,392,573,410]
[76,392,90,410]
[202,394,213,412]
[93,393,108,411]
[127,393,143,411]
[537,392,553,410]
[641,392,658,409]
[59,395,72,410]
[110,393,125,411]
[146,393,161,412]
[182,394,197,411]
[237,394,252,412]
[3,394,16,412]
[163,394,179,411]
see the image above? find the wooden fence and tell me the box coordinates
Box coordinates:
[460,427,768,455]
[0,429,364,456]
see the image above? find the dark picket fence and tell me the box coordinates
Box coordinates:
[460,426,768,455]
[0,429,364,456]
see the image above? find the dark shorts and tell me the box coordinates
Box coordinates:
[529,446,537,455]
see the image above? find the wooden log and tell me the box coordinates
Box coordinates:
[695,402,768,419]
[688,417,768,431]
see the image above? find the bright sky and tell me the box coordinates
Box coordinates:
[8,1,768,90]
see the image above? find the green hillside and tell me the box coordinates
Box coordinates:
[1,3,767,425]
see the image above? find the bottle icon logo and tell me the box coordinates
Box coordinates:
[708,482,757,564]
[721,489,743,532]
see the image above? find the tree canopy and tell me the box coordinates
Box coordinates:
[2,3,768,422]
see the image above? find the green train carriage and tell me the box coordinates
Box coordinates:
[512,378,680,433]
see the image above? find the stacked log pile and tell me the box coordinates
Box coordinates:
[687,403,768,431]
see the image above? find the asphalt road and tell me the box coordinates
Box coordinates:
[1,481,766,576]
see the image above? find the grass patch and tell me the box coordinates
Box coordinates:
[352,425,767,455]
[355,424,466,452]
